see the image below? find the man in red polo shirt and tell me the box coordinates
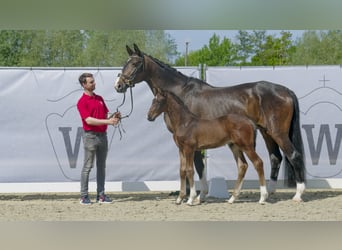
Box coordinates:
[77,72,121,205]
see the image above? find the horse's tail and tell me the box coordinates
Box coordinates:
[284,90,306,186]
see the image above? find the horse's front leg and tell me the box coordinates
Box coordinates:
[176,150,187,205]
[185,151,197,206]
[186,168,198,206]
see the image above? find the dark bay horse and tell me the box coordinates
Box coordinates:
[147,90,268,205]
[114,44,306,201]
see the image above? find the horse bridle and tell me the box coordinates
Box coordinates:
[115,55,144,121]
[115,86,134,120]
[116,55,144,88]
[112,55,144,139]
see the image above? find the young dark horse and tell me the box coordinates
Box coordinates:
[114,44,306,202]
[147,90,268,205]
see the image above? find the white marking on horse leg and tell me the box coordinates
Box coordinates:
[197,180,208,203]
[259,185,268,204]
[176,177,186,205]
[197,166,208,202]
[228,196,235,204]
[187,183,198,206]
[268,179,277,194]
[292,182,305,202]
[228,182,243,204]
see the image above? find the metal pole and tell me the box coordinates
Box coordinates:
[185,41,189,66]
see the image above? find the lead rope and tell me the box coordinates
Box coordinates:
[110,86,134,140]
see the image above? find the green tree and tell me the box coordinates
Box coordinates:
[291,30,342,65]
[235,30,269,66]
[251,31,295,66]
[235,30,254,65]
[82,30,146,67]
[18,31,45,66]
[239,30,267,65]
[174,34,236,66]
[5,30,86,67]
[0,30,26,66]
[0,30,178,67]
[41,30,85,66]
[81,30,178,67]
[144,30,179,63]
[173,30,298,67]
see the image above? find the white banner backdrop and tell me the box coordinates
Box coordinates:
[1,66,341,188]
[206,66,342,182]
[0,67,199,183]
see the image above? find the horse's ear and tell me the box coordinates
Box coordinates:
[126,45,134,56]
[133,43,143,57]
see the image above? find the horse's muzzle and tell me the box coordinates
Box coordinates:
[147,115,155,122]
[114,78,129,93]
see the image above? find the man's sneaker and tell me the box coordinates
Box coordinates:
[96,194,112,204]
[80,195,91,205]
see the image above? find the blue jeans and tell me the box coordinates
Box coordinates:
[80,131,108,197]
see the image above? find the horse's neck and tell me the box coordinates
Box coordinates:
[165,95,195,129]
[144,56,188,93]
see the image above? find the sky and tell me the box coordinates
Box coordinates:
[166,30,305,54]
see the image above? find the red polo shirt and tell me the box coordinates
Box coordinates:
[77,93,109,133]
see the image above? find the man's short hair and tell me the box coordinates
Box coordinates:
[79,73,93,86]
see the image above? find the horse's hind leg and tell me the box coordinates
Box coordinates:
[228,145,248,204]
[194,150,208,201]
[244,148,268,204]
[274,135,305,202]
[260,131,283,194]
[197,164,208,203]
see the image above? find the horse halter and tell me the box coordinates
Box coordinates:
[117,55,144,88]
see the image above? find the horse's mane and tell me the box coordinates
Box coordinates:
[147,54,177,71]
[144,53,210,87]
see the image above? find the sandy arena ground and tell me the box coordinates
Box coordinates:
[0,189,341,221]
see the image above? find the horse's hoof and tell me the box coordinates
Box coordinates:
[292,197,303,202]
[262,193,269,201]
[187,198,201,206]
[195,196,203,204]
[175,197,183,205]
[197,193,207,203]
[259,200,266,205]
[228,197,235,204]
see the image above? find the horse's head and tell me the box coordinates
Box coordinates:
[147,89,167,122]
[114,44,145,93]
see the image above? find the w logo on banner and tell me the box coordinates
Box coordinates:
[46,105,116,181]
[45,105,92,181]
[302,124,342,165]
[300,76,342,178]
[58,126,83,169]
